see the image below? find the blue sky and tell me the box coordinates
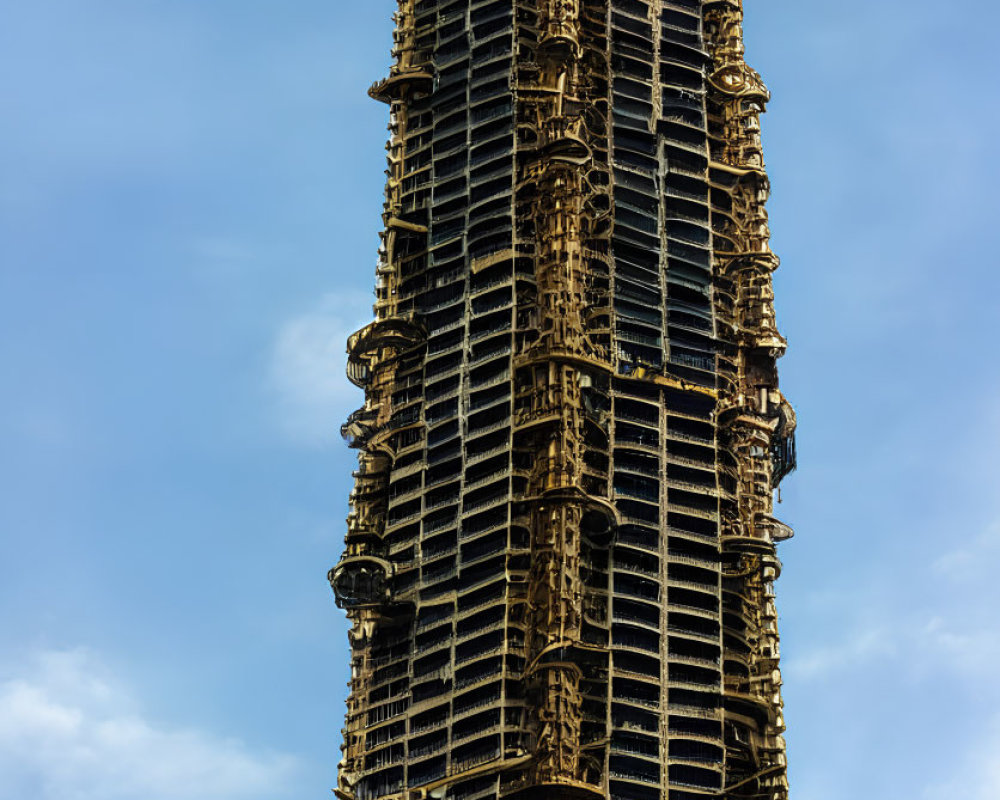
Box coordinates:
[1,1,997,799]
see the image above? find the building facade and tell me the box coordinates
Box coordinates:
[329,2,797,799]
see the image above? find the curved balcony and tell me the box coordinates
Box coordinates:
[709,62,770,105]
[345,359,371,390]
[537,19,580,63]
[515,342,612,378]
[580,496,619,549]
[341,407,379,449]
[522,483,619,548]
[368,68,433,104]
[770,430,796,487]
[721,529,776,556]
[772,392,796,435]
[581,406,610,444]
[723,686,781,729]
[328,555,394,610]
[345,315,424,388]
[347,315,423,363]
[539,128,591,167]
[745,327,787,355]
[755,514,794,543]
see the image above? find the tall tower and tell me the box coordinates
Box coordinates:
[329,2,796,800]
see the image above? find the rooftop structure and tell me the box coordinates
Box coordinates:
[328,2,797,799]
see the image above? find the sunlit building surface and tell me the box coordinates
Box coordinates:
[329,1,797,798]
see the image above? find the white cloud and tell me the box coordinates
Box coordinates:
[787,507,1000,684]
[786,612,1000,687]
[919,616,1000,680]
[923,713,1000,800]
[934,522,1000,580]
[269,292,372,447]
[784,625,897,682]
[0,649,298,800]
[922,521,1000,678]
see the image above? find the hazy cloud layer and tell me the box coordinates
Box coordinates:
[923,714,1000,800]
[270,292,373,447]
[0,650,298,800]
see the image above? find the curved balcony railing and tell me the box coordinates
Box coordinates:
[580,496,619,549]
[770,431,796,487]
[367,68,433,104]
[539,128,591,167]
[347,314,423,364]
[710,64,770,106]
[328,555,394,610]
[744,327,787,355]
[345,314,424,388]
[755,513,794,543]
[345,360,371,390]
[341,407,379,448]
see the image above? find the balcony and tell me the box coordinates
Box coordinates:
[341,406,379,449]
[368,67,434,104]
[346,315,424,388]
[581,497,619,549]
[754,513,794,543]
[770,430,796,486]
[328,555,394,610]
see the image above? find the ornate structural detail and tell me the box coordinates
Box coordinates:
[330,3,795,800]
[330,4,431,797]
[512,3,615,793]
[704,2,794,797]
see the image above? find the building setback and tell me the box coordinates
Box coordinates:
[329,2,797,799]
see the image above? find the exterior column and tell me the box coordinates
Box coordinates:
[513,1,615,795]
[704,2,795,798]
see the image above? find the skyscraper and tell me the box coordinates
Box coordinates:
[329,1,797,799]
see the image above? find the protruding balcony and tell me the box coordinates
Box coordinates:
[527,484,619,548]
[756,514,794,543]
[341,407,379,449]
[709,59,770,105]
[581,387,611,441]
[770,394,797,486]
[345,360,370,390]
[580,497,618,549]
[721,526,778,553]
[539,121,591,167]
[746,328,788,355]
[329,555,394,610]
[537,11,581,62]
[770,431,796,487]
[385,215,428,234]
[345,314,424,388]
[368,68,433,104]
